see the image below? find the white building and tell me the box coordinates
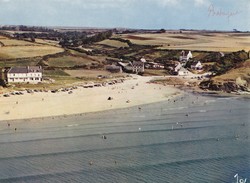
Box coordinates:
[118,61,144,74]
[140,57,147,63]
[191,61,203,70]
[145,62,164,69]
[7,66,43,83]
[179,51,193,62]
[187,51,193,60]
[178,67,190,76]
[174,62,182,72]
[131,61,144,74]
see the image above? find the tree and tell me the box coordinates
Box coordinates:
[159,29,166,33]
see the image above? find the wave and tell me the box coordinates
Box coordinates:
[0,135,243,162]
[0,154,248,182]
[0,116,246,145]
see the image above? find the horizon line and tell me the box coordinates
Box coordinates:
[0,24,249,32]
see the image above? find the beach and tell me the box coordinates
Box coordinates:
[0,75,181,121]
[1,75,249,182]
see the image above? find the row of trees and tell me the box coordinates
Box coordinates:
[0,25,54,32]
[59,30,112,47]
[12,29,113,47]
[14,31,87,42]
[14,32,62,41]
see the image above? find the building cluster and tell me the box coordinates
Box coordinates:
[106,57,165,74]
[105,50,204,76]
[106,58,146,74]
[176,50,203,76]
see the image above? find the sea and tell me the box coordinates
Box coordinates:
[0,93,249,183]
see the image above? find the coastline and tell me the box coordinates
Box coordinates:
[178,85,250,99]
[149,76,250,98]
[0,75,182,122]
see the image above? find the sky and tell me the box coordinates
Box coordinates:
[0,0,249,31]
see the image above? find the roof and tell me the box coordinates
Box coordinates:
[8,67,28,74]
[140,58,146,62]
[181,50,192,56]
[191,61,202,66]
[106,65,121,70]
[8,66,42,74]
[133,61,144,67]
[118,62,129,67]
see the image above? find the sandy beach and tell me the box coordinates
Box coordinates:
[0,75,181,121]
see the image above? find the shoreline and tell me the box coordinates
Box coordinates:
[148,76,250,98]
[177,85,250,99]
[0,75,182,122]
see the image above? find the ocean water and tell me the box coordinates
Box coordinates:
[0,93,249,183]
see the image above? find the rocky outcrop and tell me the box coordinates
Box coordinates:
[199,78,249,93]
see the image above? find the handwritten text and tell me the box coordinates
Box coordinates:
[208,4,241,21]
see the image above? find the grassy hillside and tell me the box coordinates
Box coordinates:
[213,59,250,83]
[211,50,249,75]
[200,59,250,92]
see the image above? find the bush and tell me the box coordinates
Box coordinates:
[0,79,6,87]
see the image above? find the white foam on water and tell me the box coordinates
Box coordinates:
[66,124,79,127]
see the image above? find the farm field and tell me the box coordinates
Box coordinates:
[0,35,8,39]
[97,39,129,48]
[35,39,60,46]
[46,55,99,67]
[119,32,250,52]
[0,45,64,59]
[0,38,40,46]
[0,57,40,67]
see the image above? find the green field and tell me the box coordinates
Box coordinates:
[0,46,64,59]
[46,55,99,67]
[97,39,129,48]
[43,69,70,77]
[0,58,41,67]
